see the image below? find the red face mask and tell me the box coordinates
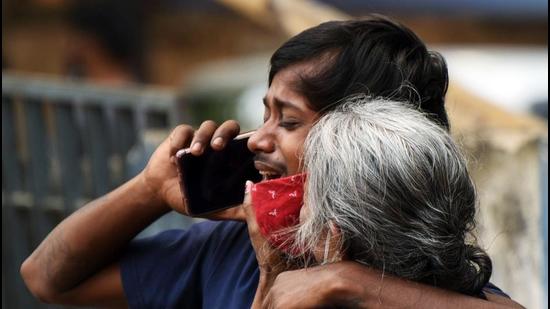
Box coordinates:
[251,173,306,254]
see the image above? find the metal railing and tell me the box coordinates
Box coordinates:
[2,72,182,308]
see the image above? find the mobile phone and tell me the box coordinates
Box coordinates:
[176,131,262,216]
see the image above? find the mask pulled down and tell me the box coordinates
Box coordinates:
[251,173,306,255]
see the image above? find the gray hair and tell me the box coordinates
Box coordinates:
[293,95,492,296]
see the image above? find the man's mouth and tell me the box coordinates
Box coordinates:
[259,171,282,181]
[254,161,285,182]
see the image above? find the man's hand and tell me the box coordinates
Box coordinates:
[141,120,243,219]
[263,262,365,309]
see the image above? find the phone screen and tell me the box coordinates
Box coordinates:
[176,133,262,216]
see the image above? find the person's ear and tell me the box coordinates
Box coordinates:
[322,221,345,264]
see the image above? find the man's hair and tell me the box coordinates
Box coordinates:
[294,95,491,296]
[269,15,450,129]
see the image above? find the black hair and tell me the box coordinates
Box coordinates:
[269,15,450,130]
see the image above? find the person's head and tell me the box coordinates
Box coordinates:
[249,15,450,179]
[67,0,147,82]
[293,95,491,296]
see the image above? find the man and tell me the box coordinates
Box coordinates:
[21,16,522,308]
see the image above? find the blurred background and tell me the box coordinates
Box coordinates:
[2,0,548,308]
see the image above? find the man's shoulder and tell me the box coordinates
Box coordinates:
[136,220,249,252]
[194,220,252,252]
[179,220,247,240]
[198,219,247,234]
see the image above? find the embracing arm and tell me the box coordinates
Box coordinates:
[263,261,524,309]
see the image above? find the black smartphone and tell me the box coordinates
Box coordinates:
[176,131,262,216]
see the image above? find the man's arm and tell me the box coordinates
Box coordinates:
[20,121,241,306]
[20,174,169,305]
[264,261,524,309]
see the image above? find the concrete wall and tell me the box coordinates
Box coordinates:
[448,84,548,308]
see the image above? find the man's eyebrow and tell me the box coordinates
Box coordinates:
[264,96,304,112]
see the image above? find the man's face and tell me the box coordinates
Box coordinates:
[248,63,319,180]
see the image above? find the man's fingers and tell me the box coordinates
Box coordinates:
[190,120,218,155]
[211,120,240,151]
[169,124,194,157]
[169,120,240,157]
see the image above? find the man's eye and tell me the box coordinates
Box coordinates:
[279,121,301,129]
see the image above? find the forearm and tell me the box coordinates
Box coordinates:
[360,281,518,309]
[333,262,521,309]
[21,173,170,296]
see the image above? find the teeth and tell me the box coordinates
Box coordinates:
[259,171,277,176]
[259,171,280,181]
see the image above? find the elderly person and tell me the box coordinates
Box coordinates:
[246,96,493,307]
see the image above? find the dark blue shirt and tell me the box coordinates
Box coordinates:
[121,220,509,308]
[121,221,258,308]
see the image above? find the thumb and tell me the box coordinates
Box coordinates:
[242,180,255,224]
[244,180,253,206]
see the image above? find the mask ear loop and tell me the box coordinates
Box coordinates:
[321,229,332,265]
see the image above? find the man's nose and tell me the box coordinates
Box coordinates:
[248,126,275,154]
